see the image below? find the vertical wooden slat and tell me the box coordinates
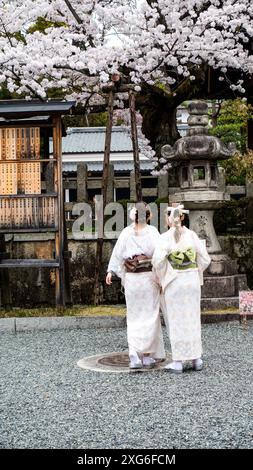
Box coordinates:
[0,126,40,201]
[17,128,41,195]
[0,234,12,310]
[53,116,65,308]
[63,191,72,306]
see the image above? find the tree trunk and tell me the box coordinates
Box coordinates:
[94,90,114,305]
[129,91,143,201]
[136,66,209,152]
[139,93,180,151]
[138,93,181,186]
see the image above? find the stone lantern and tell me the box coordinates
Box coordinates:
[161,101,247,308]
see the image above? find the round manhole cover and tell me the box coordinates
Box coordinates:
[77,352,170,373]
[98,353,129,367]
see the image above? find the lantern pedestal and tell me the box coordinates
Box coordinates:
[162,101,248,309]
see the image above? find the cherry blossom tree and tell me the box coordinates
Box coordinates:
[0,0,253,171]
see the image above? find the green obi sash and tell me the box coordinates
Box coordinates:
[168,248,197,270]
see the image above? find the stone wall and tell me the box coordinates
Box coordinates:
[1,236,124,307]
[219,235,253,290]
[0,234,252,307]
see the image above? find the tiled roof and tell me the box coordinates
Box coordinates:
[61,127,133,154]
[52,124,188,155]
[63,160,154,172]
[0,100,75,118]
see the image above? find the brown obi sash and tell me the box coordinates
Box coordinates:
[124,254,152,273]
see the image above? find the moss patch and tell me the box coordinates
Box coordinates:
[0,305,126,318]
[201,308,239,314]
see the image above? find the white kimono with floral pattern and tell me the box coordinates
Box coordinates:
[152,227,211,361]
[108,224,165,359]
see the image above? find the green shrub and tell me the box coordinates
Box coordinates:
[213,198,249,234]
[220,151,253,185]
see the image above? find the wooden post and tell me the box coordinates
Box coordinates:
[63,191,73,306]
[130,170,137,201]
[107,164,114,203]
[77,162,88,202]
[0,234,12,310]
[94,90,114,305]
[129,90,142,202]
[53,116,65,308]
[45,161,54,193]
[158,173,169,199]
[43,128,54,194]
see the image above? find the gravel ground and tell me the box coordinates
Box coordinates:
[0,321,252,449]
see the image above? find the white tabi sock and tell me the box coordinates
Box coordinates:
[129,352,142,366]
[165,361,183,371]
[192,358,203,368]
[142,356,156,366]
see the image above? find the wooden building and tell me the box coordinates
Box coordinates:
[0,100,75,307]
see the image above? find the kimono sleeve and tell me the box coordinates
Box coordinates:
[191,231,211,285]
[152,235,170,269]
[149,225,162,244]
[107,229,127,279]
[152,234,177,292]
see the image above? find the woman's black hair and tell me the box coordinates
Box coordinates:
[166,211,189,229]
[181,213,190,228]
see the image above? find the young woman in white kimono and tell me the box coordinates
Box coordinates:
[106,204,165,369]
[152,204,211,374]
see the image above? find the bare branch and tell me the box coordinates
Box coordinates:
[63,0,83,24]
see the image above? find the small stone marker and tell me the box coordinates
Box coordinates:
[239,290,253,328]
